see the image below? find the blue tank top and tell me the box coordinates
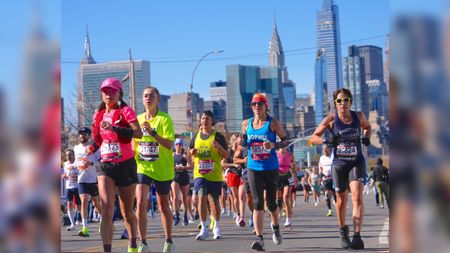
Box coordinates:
[332,110,363,162]
[246,116,279,171]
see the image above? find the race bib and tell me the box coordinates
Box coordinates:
[336,144,357,157]
[76,157,89,170]
[250,142,270,160]
[198,159,214,174]
[288,176,295,185]
[100,140,122,162]
[138,141,159,161]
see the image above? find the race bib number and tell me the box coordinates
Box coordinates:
[198,159,214,174]
[250,142,270,161]
[336,144,357,157]
[138,141,159,161]
[76,157,89,170]
[288,175,295,185]
[100,140,122,162]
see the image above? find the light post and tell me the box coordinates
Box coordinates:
[187,50,223,136]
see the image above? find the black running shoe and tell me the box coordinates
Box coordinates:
[251,238,265,251]
[350,234,365,249]
[339,225,351,249]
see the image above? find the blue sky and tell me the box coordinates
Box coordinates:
[61,0,388,108]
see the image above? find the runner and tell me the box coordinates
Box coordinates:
[241,93,290,251]
[301,170,311,204]
[309,166,321,207]
[222,134,246,227]
[171,138,193,226]
[91,77,143,252]
[189,110,229,240]
[276,147,297,227]
[133,86,175,252]
[62,149,81,232]
[74,127,102,237]
[309,88,371,250]
[319,145,336,217]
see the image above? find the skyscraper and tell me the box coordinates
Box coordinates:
[77,28,150,127]
[269,18,290,84]
[357,45,384,82]
[314,48,328,126]
[210,80,227,101]
[344,45,368,116]
[317,0,343,102]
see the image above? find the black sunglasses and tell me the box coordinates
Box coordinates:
[251,102,265,107]
[335,98,351,104]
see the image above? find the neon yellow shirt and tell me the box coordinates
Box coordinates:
[134,111,175,181]
[193,130,223,182]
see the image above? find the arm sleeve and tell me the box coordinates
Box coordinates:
[215,133,228,150]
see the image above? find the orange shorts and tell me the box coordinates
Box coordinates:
[227,172,243,187]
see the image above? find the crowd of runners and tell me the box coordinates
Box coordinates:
[61,77,377,252]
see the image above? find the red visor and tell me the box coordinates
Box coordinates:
[251,94,268,103]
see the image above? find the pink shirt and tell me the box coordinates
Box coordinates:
[99,106,137,163]
[277,151,292,174]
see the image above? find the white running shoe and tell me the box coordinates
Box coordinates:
[195,229,209,240]
[213,227,222,239]
[284,219,292,227]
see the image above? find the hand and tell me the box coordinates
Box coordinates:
[100,120,112,130]
[361,137,371,146]
[263,141,273,150]
[212,141,221,150]
[190,148,198,156]
[86,145,95,155]
[140,122,151,131]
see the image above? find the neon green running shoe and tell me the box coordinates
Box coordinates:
[127,246,138,252]
[327,209,333,217]
[77,227,90,237]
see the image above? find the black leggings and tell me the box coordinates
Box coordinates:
[247,169,279,212]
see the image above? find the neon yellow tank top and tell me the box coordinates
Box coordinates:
[193,130,223,182]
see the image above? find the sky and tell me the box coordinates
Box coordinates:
[61,0,388,111]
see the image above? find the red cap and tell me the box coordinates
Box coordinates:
[251,93,268,103]
[101,77,122,92]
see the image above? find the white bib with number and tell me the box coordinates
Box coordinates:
[138,141,159,161]
[100,140,122,162]
[336,144,357,156]
[198,159,214,174]
[250,142,270,160]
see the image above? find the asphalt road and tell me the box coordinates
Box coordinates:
[61,191,389,252]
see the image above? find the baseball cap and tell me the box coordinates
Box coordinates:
[100,77,122,92]
[174,138,184,145]
[78,127,92,135]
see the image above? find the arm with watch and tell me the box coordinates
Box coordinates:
[141,121,174,150]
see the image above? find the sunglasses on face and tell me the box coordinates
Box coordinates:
[251,102,265,107]
[335,97,351,104]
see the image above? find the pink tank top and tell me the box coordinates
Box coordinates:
[277,151,291,174]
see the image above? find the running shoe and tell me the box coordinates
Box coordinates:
[350,234,365,249]
[121,229,129,239]
[197,223,202,230]
[127,246,138,252]
[271,225,282,245]
[239,218,246,227]
[162,241,175,252]
[77,227,89,237]
[235,216,241,226]
[173,216,180,226]
[339,225,351,249]
[248,217,254,228]
[251,237,265,251]
[327,209,333,217]
[66,225,74,231]
[195,229,209,240]
[137,243,149,252]
[213,227,222,239]
[284,219,292,227]
[183,216,189,226]
[221,208,226,215]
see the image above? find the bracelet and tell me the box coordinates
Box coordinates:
[150,128,157,136]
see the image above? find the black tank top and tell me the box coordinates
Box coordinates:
[333,110,363,161]
[174,153,187,166]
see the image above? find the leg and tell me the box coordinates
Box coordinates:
[118,184,138,249]
[135,184,149,242]
[238,184,246,221]
[349,181,364,233]
[283,186,292,220]
[157,192,173,240]
[97,176,117,251]
[79,194,90,229]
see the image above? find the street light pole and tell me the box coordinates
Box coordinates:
[187,50,223,136]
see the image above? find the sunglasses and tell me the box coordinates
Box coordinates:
[251,102,265,107]
[335,98,351,104]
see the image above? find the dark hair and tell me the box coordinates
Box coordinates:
[97,89,128,111]
[65,149,74,155]
[143,86,160,111]
[377,158,383,165]
[332,88,353,104]
[201,110,215,125]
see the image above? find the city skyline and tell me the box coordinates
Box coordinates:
[61,0,388,115]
